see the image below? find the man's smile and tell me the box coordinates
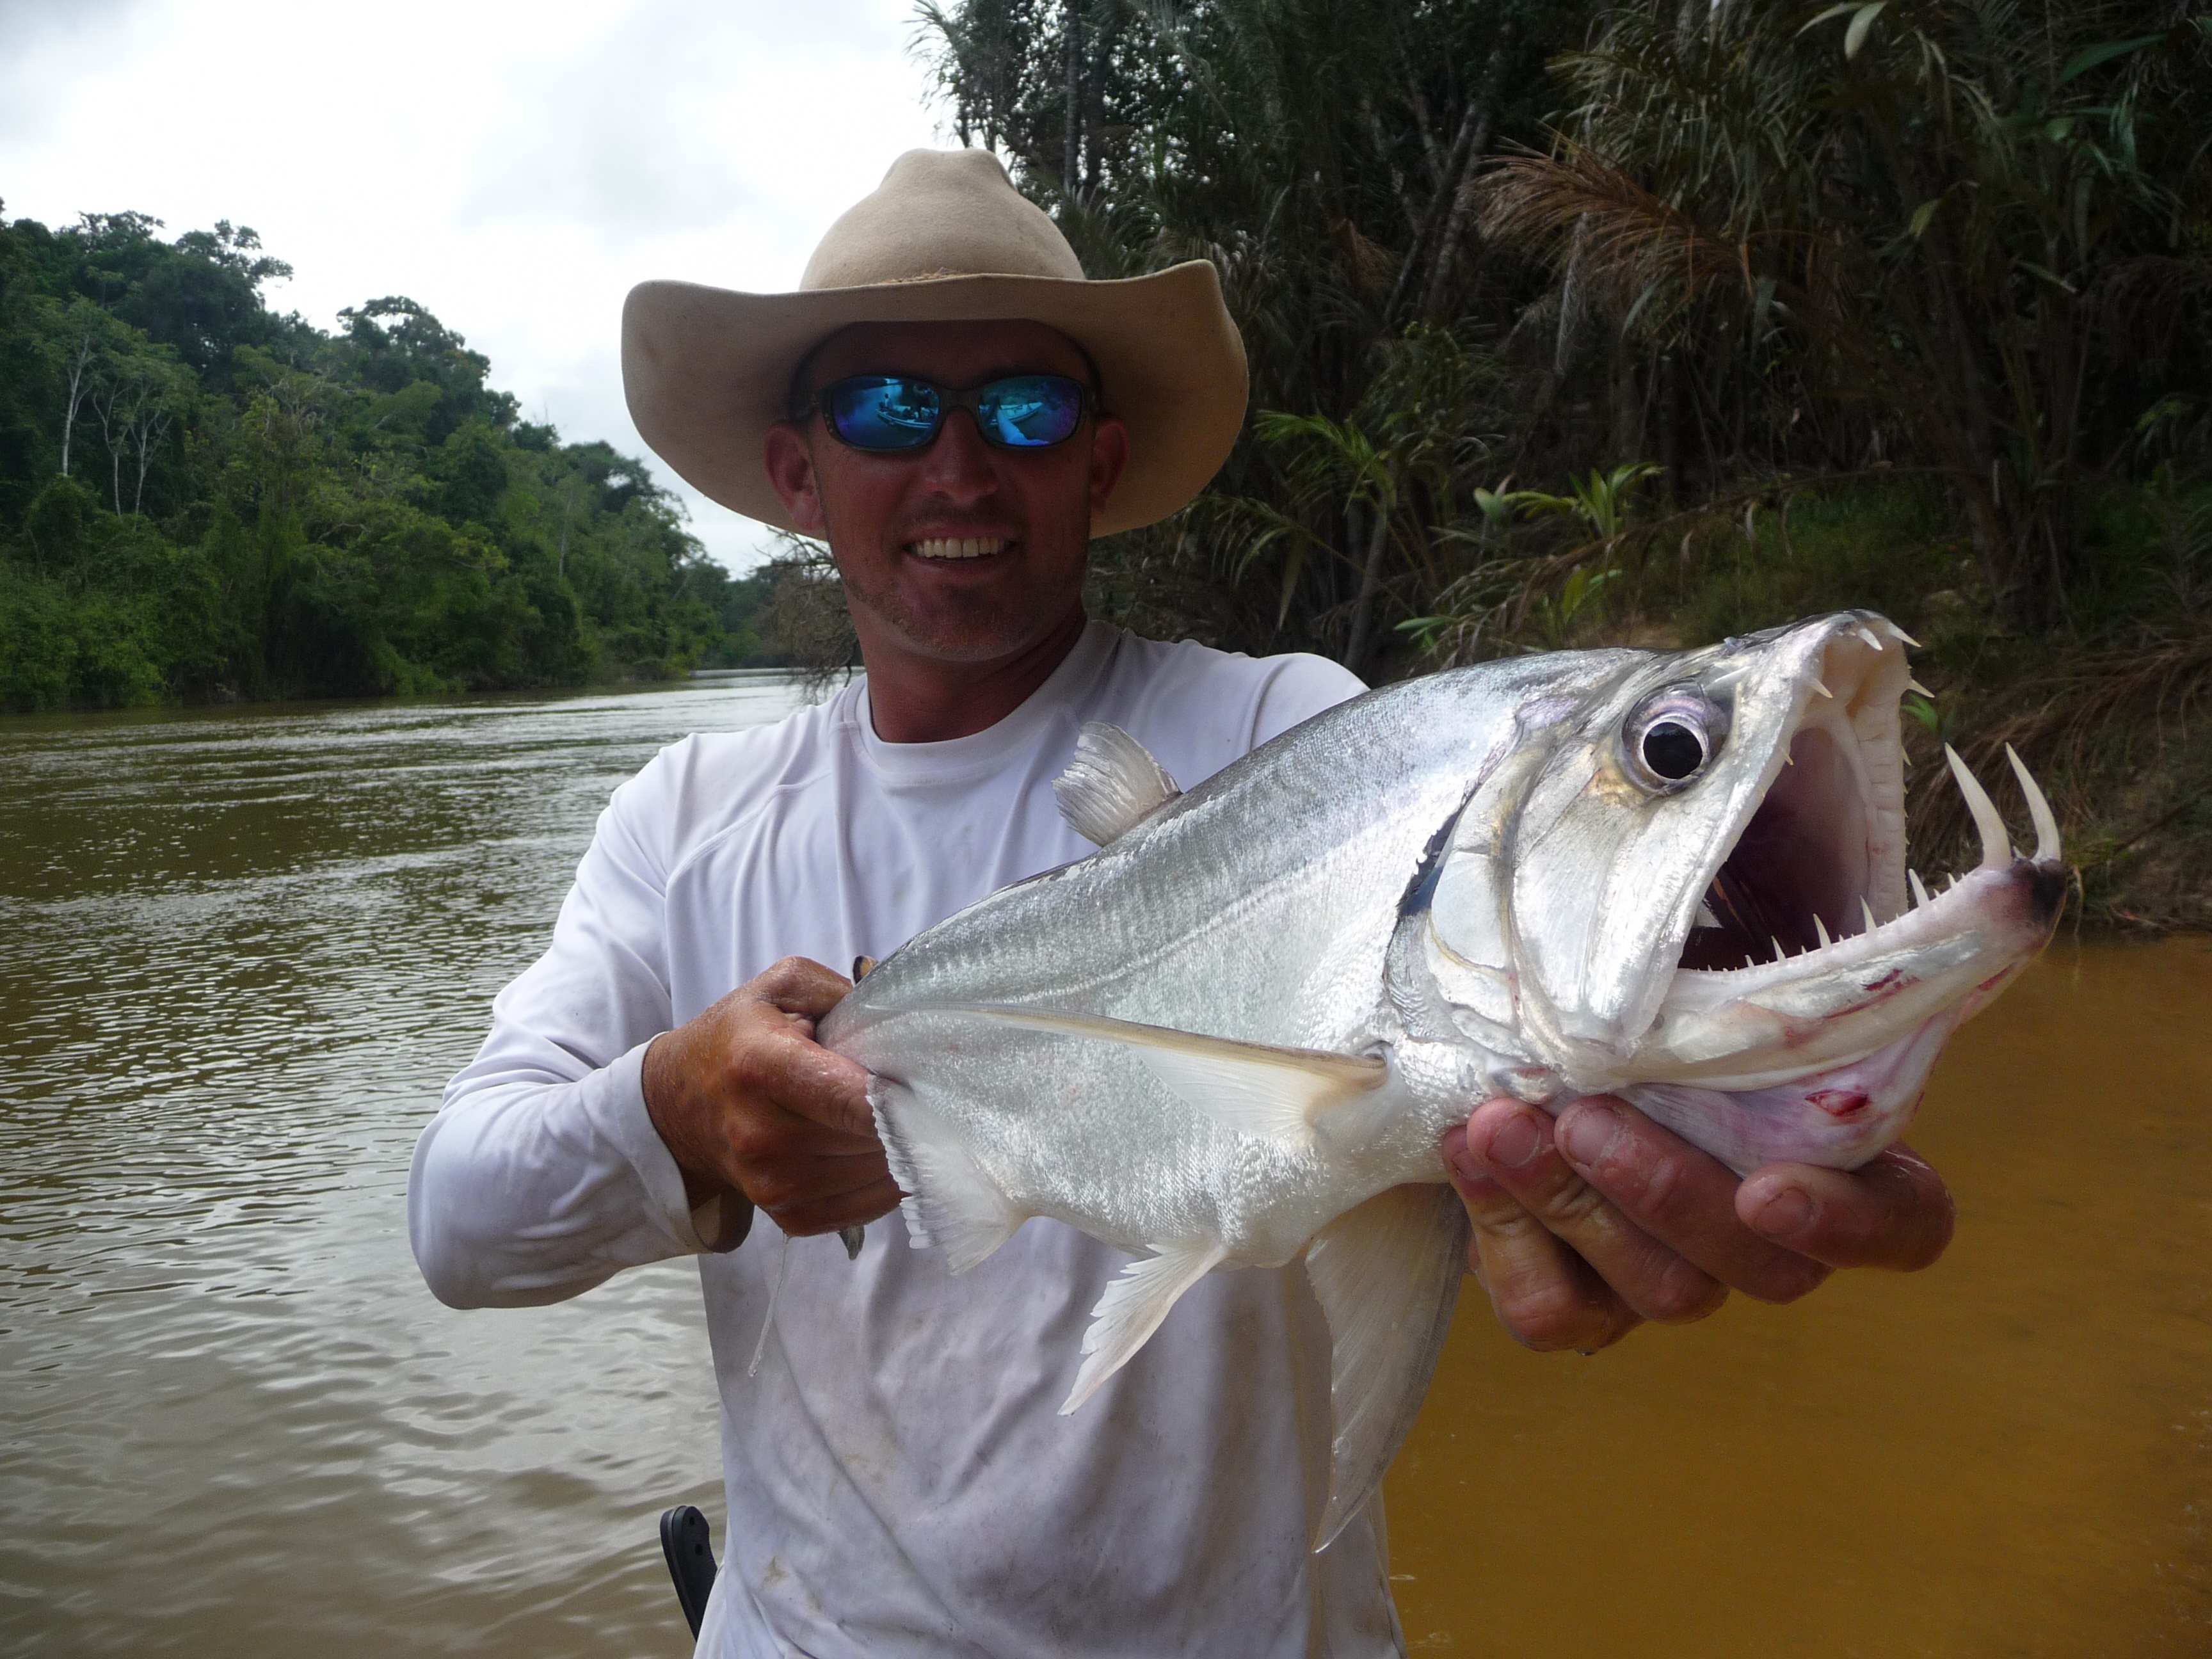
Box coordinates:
[905,535,1014,561]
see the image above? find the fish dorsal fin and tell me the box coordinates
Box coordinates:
[1054,721,1181,846]
[955,1006,1390,1146]
[1304,1182,1470,1551]
[1061,1239,1228,1415]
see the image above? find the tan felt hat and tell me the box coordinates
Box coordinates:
[621,148,1248,536]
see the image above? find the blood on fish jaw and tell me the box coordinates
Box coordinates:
[1614,618,2065,1167]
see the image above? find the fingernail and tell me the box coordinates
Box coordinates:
[1557,1101,1621,1169]
[1447,1148,1492,1193]
[1480,1109,1544,1171]
[1752,1184,1815,1240]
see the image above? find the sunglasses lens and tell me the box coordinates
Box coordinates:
[976,375,1086,447]
[825,376,940,450]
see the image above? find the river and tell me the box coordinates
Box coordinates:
[1,678,2206,1657]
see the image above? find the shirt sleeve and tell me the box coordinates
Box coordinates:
[406,751,721,1310]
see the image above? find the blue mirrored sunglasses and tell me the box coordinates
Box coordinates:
[801,373,1093,453]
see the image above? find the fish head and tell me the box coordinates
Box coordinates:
[1419,611,2065,1171]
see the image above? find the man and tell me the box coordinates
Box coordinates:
[409,150,1954,1656]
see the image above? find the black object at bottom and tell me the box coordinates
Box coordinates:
[660,1504,718,1639]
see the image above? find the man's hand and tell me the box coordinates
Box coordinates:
[1440,1095,1955,1353]
[643,956,899,1244]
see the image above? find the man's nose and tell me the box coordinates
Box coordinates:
[914,409,998,504]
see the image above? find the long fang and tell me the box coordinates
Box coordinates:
[1813,914,1832,948]
[2004,744,2062,863]
[1860,897,1878,934]
[1944,744,2013,868]
[1909,868,1932,908]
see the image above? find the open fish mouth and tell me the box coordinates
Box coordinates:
[1621,617,2065,1153]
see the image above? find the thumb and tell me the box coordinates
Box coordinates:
[764,1022,878,1140]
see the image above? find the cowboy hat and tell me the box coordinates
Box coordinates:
[620,148,1247,536]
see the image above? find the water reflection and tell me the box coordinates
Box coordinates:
[1,678,810,1659]
[1,678,2206,1657]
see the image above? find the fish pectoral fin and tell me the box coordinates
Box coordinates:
[1304,1182,1470,1553]
[1061,1240,1228,1415]
[1053,721,1182,846]
[956,1006,1389,1146]
[869,1082,1022,1274]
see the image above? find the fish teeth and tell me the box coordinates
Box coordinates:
[1770,935,1787,963]
[1813,913,1832,948]
[1909,867,1932,909]
[2004,743,2062,863]
[1852,623,1884,651]
[1886,621,1923,647]
[1907,677,1934,698]
[1810,677,1833,699]
[1944,744,2013,868]
[1860,897,1878,934]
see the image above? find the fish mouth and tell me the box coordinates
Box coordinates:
[1626,616,2065,1116]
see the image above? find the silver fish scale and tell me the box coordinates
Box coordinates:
[821,655,1622,1263]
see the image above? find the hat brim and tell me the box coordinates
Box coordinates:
[620,260,1247,537]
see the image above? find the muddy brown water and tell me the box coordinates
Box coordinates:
[2,680,2206,1657]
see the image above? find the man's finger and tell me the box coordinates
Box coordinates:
[1452,1102,1727,1326]
[1444,1128,1647,1352]
[1552,1095,1832,1304]
[741,1018,878,1140]
[768,1173,904,1237]
[749,954,857,1020]
[1736,1144,1955,1272]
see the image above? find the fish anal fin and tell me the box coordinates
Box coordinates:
[956,1006,1389,1146]
[1061,1240,1228,1415]
[1304,1182,1469,1551]
[869,1082,1021,1274]
[1054,721,1181,846]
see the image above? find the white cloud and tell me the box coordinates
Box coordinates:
[0,0,949,570]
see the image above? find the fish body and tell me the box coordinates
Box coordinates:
[818,612,2064,1545]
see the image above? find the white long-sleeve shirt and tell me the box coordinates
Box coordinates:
[408,620,1395,1657]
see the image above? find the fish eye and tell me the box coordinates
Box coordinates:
[1623,688,1728,793]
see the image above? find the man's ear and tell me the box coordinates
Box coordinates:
[763,421,828,536]
[1087,414,1130,521]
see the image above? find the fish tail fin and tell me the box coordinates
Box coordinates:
[1304,1182,1470,1552]
[870,1081,1022,1274]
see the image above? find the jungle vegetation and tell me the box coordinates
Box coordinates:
[0,211,774,710]
[883,0,2212,923]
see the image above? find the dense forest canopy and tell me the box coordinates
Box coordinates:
[0,206,773,710]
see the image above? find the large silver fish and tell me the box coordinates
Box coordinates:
[817,611,2064,1546]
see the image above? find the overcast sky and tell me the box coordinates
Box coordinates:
[0,0,947,572]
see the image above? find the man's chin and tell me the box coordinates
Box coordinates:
[865,594,1085,670]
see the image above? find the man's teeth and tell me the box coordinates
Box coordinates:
[909,536,1008,560]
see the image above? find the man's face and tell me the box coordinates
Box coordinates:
[762,320,1129,668]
